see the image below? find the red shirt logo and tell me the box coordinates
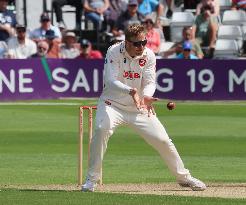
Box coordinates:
[123,71,141,80]
[139,59,146,67]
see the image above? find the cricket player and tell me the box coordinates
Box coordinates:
[82,23,206,192]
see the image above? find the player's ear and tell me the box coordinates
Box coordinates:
[125,40,129,46]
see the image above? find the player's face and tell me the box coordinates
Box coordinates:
[126,33,147,57]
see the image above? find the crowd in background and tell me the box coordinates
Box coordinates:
[0,0,246,59]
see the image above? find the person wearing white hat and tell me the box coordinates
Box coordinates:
[60,31,80,58]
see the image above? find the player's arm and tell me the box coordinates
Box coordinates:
[104,47,140,109]
[104,49,131,93]
[141,51,158,116]
[142,51,157,97]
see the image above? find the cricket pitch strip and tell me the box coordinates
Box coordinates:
[1,183,246,199]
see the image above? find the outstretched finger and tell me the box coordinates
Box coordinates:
[147,105,155,117]
[151,105,156,115]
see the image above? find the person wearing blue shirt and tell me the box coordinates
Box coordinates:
[0,0,16,41]
[176,41,199,59]
[137,0,164,24]
[29,13,62,43]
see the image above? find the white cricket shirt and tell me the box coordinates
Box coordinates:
[100,41,156,111]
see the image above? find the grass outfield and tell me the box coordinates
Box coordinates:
[0,99,245,204]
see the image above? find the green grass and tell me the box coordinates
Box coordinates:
[0,100,246,204]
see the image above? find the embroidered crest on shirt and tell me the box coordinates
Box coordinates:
[139,59,146,67]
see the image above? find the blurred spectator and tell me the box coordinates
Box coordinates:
[142,15,161,54]
[231,0,246,10]
[31,41,49,57]
[60,31,80,58]
[29,13,62,43]
[163,26,204,59]
[105,0,128,32]
[0,0,16,41]
[196,0,220,18]
[7,24,37,59]
[77,39,103,58]
[0,40,8,58]
[193,4,218,58]
[183,0,200,10]
[112,0,145,38]
[176,41,199,59]
[45,29,61,58]
[83,0,110,30]
[52,0,84,29]
[137,0,164,24]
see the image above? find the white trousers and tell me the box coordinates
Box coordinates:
[86,101,191,183]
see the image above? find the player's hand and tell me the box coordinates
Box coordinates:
[129,88,141,110]
[140,96,158,117]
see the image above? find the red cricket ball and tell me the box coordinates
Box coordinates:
[167,101,175,110]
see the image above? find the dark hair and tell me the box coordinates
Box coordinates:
[202,4,214,14]
[183,26,192,32]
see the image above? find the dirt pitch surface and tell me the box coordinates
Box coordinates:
[1,183,246,199]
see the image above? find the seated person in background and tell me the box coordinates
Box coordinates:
[0,0,16,42]
[7,24,37,59]
[45,29,61,58]
[112,0,145,38]
[83,0,110,30]
[30,13,62,43]
[231,0,246,10]
[176,41,199,59]
[60,31,80,58]
[0,40,8,58]
[196,0,220,18]
[137,0,164,25]
[192,4,218,58]
[142,15,160,55]
[163,26,204,59]
[76,39,103,59]
[52,0,84,29]
[31,41,49,57]
[105,0,128,32]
